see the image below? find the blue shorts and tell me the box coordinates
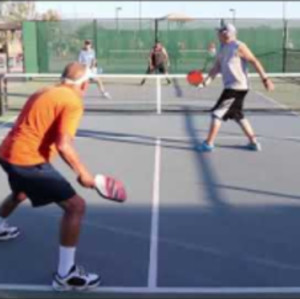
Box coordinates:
[0,159,76,207]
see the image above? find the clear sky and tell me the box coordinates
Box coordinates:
[35,1,300,19]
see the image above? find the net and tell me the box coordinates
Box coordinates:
[1,73,300,116]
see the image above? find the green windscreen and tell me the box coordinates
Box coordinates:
[22,21,38,73]
[22,18,300,74]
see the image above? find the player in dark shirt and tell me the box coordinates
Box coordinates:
[140,41,171,85]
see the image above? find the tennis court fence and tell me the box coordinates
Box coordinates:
[1,73,300,116]
[22,18,300,74]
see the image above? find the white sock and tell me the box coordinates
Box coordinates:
[58,246,76,277]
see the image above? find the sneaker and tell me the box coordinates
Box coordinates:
[247,142,262,151]
[102,91,111,99]
[196,141,215,152]
[0,221,20,241]
[52,265,101,292]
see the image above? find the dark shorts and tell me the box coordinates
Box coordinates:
[146,64,167,74]
[0,159,76,207]
[211,89,248,121]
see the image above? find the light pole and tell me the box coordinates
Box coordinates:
[229,8,236,25]
[282,1,286,21]
[138,0,142,31]
[115,7,122,32]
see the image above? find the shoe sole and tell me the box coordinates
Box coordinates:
[52,278,101,292]
[247,146,262,151]
[0,230,20,241]
[196,146,214,152]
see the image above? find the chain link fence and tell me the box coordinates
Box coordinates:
[22,18,300,74]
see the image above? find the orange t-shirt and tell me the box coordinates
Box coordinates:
[0,85,83,166]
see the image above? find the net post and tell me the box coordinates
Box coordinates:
[156,75,161,115]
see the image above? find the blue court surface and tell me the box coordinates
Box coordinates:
[1,86,300,299]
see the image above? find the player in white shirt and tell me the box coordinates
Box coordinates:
[198,23,274,152]
[78,40,111,99]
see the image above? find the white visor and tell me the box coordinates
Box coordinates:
[62,67,92,85]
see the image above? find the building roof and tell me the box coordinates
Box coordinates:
[0,22,22,31]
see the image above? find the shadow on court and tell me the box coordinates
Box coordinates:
[154,108,300,290]
[1,112,300,298]
[2,203,300,298]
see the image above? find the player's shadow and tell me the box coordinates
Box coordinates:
[183,106,229,209]
[77,129,193,151]
[183,106,300,206]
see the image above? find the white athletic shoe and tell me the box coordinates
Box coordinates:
[0,221,20,241]
[52,265,101,291]
[102,91,111,99]
[247,142,262,151]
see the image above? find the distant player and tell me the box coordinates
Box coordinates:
[140,41,171,85]
[78,40,111,99]
[197,23,274,152]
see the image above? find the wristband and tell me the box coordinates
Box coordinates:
[203,76,212,87]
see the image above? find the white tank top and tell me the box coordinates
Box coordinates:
[218,40,249,90]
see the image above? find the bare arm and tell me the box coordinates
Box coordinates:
[56,133,95,188]
[238,43,274,91]
[162,47,170,66]
[55,104,94,188]
[91,49,97,68]
[199,58,220,88]
[207,59,221,79]
[148,50,154,69]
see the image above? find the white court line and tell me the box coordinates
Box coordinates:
[156,76,162,114]
[3,285,300,294]
[75,135,300,142]
[255,90,299,117]
[148,138,161,289]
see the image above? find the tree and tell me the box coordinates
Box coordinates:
[40,9,61,21]
[1,1,38,22]
[1,2,61,22]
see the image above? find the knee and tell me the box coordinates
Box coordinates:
[211,112,223,123]
[235,116,246,124]
[64,195,86,216]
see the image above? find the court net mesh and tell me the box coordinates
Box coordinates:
[1,73,300,116]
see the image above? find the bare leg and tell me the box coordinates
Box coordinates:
[53,195,100,287]
[141,67,152,85]
[0,192,27,218]
[237,118,257,143]
[206,117,222,146]
[163,70,171,84]
[58,195,85,246]
[95,78,105,94]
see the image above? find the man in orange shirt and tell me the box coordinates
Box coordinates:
[0,62,101,291]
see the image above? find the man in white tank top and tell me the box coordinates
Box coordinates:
[78,40,111,99]
[198,23,274,152]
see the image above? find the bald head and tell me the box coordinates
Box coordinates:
[61,62,90,96]
[61,62,88,82]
